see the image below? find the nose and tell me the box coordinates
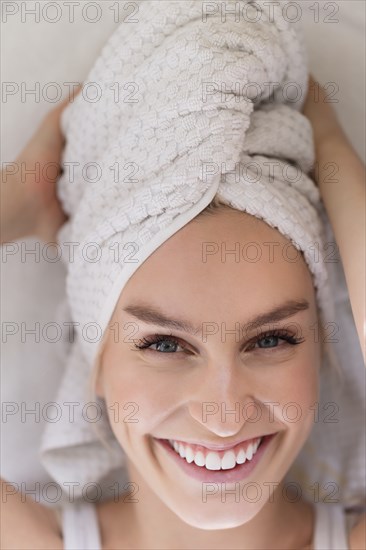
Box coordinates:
[187,361,259,438]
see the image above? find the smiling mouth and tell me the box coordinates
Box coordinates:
[165,436,264,470]
[154,433,277,482]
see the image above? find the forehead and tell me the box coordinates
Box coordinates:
[117,208,316,318]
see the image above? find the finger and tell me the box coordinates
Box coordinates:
[308,73,316,84]
[42,85,83,144]
[307,74,318,91]
[53,84,83,116]
[65,84,83,104]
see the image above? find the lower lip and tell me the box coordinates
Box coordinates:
[155,434,277,483]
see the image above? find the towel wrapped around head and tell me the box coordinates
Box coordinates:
[40,0,338,502]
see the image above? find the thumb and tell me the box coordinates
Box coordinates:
[41,84,83,149]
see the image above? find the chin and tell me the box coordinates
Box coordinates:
[188,517,249,531]
[171,502,258,531]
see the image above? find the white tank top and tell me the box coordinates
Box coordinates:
[58,500,358,549]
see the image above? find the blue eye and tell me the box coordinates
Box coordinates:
[256,335,288,348]
[133,330,304,354]
[248,330,304,351]
[133,334,187,354]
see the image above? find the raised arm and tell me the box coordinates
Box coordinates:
[0,86,81,245]
[303,75,366,365]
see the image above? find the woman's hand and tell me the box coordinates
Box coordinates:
[302,74,346,151]
[303,74,366,365]
[1,85,81,245]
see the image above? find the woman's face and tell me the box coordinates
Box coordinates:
[96,208,321,529]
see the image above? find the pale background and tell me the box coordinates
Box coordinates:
[1,1,365,501]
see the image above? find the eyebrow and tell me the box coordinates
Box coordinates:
[122,299,310,336]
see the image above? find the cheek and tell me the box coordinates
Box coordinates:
[102,352,185,438]
[268,345,320,430]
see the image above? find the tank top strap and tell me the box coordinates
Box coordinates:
[61,500,102,550]
[313,502,349,550]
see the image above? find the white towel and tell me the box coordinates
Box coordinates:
[39,0,365,507]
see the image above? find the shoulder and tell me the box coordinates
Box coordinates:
[349,512,366,550]
[0,478,63,550]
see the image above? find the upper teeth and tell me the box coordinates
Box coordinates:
[168,437,262,470]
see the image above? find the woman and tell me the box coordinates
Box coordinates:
[1,4,365,548]
[1,77,365,550]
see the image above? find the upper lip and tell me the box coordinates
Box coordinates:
[158,433,276,452]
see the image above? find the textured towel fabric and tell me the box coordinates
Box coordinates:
[39,0,344,501]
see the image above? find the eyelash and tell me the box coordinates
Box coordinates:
[133,329,305,355]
